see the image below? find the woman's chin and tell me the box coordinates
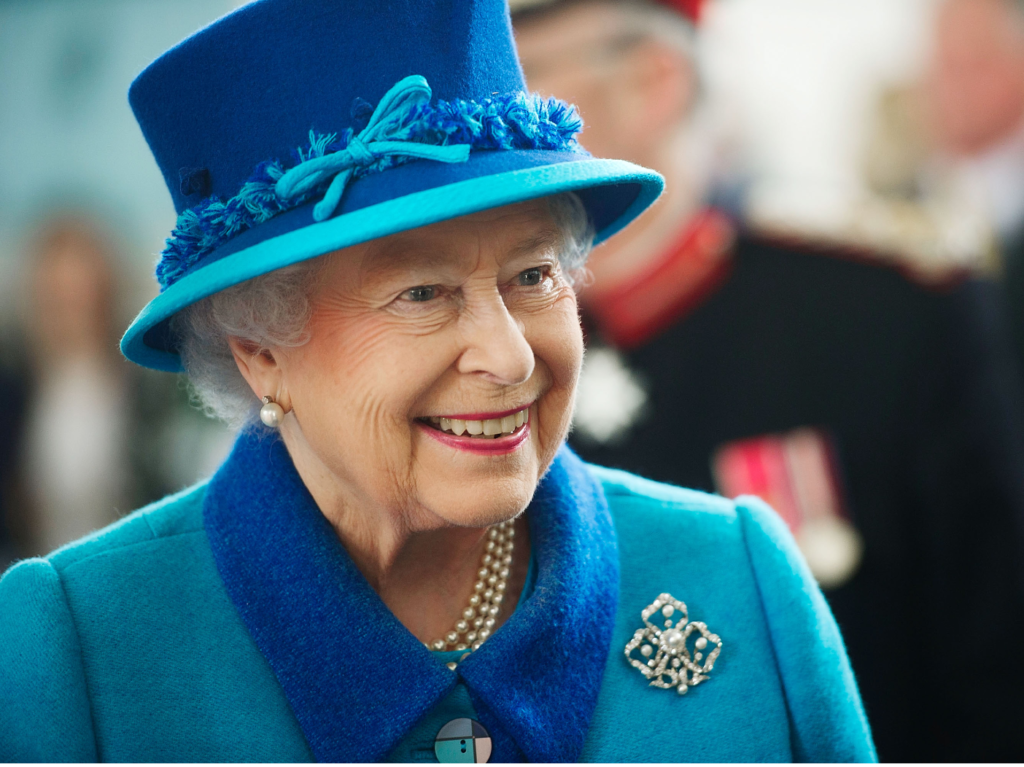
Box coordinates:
[415,460,539,528]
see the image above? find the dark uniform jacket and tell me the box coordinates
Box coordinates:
[573,219,1024,762]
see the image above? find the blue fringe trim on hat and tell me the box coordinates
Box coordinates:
[156,90,585,290]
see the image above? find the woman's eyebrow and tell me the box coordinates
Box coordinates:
[364,227,561,275]
[507,227,561,259]
[361,242,455,275]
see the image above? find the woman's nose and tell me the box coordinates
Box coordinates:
[456,290,535,385]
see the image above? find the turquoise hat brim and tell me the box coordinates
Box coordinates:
[121,157,663,372]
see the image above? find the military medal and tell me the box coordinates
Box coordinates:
[713,427,863,589]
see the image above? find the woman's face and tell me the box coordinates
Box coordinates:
[270,200,583,529]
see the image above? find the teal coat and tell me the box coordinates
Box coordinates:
[0,434,874,762]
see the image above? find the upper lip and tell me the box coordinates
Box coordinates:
[421,403,533,421]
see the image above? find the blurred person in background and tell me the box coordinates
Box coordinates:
[20,217,129,554]
[926,0,1024,395]
[514,0,1024,760]
[10,214,229,557]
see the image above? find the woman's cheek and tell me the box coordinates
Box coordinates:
[530,293,584,456]
[538,290,584,386]
[287,318,403,439]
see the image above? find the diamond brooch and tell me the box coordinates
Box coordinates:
[624,593,722,695]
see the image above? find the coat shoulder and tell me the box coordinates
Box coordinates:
[588,463,810,561]
[43,480,210,573]
[588,463,738,530]
[0,484,211,761]
[585,463,876,762]
[0,479,311,762]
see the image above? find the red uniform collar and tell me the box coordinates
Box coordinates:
[586,207,736,349]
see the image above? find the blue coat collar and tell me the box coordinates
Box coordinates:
[203,429,619,762]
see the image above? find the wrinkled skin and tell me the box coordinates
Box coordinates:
[229,200,583,642]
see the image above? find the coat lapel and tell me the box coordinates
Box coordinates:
[458,447,621,762]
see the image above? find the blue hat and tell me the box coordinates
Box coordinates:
[120,0,663,371]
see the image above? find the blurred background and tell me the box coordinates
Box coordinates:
[4,0,1024,758]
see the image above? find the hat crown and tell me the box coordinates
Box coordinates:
[129,0,526,214]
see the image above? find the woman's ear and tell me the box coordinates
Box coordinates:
[227,336,292,412]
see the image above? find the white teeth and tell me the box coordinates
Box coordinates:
[428,407,530,438]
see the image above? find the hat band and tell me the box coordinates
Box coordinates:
[157,75,585,291]
[274,76,472,223]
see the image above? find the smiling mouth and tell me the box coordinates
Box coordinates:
[418,406,531,439]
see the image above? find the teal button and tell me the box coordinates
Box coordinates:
[434,718,492,763]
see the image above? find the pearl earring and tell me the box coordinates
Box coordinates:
[260,396,285,428]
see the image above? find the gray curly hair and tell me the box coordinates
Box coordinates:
[172,192,595,428]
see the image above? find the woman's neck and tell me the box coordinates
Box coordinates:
[280,423,531,646]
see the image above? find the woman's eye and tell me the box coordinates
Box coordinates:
[404,285,436,302]
[518,268,544,286]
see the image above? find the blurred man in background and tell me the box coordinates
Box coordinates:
[928,0,1024,244]
[514,0,1024,759]
[926,0,1024,393]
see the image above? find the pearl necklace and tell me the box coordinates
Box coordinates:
[429,520,516,655]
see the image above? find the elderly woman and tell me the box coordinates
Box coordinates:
[0,0,874,762]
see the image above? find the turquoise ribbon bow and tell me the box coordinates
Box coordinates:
[275,75,472,222]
